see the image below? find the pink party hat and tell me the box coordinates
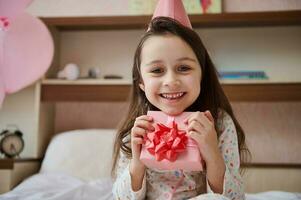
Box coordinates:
[152,0,192,29]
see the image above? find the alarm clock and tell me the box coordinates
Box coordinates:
[0,129,25,158]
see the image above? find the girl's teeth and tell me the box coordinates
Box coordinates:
[162,92,184,99]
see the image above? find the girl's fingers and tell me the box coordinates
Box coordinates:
[187,120,205,134]
[136,115,153,122]
[134,115,154,131]
[187,111,213,130]
[199,113,212,130]
[134,120,155,131]
[131,115,156,149]
[131,126,147,138]
[188,130,202,142]
[204,110,214,122]
[186,112,202,124]
[132,137,144,145]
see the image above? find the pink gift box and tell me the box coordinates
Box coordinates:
[140,111,203,171]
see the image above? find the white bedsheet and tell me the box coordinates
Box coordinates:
[0,172,300,200]
[246,191,301,200]
[0,172,113,200]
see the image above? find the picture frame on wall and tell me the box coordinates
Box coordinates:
[128,0,223,15]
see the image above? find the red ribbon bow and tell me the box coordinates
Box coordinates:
[145,121,188,162]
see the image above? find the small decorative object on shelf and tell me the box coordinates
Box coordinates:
[57,63,80,80]
[88,67,101,78]
[0,125,25,158]
[103,74,123,79]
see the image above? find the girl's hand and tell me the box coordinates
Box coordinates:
[130,115,154,170]
[185,111,222,165]
[185,111,226,193]
[130,115,154,191]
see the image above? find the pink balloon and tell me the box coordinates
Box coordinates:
[0,0,33,21]
[1,12,54,93]
[0,74,4,108]
[0,19,6,107]
[0,0,52,108]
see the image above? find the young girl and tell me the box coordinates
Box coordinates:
[111,17,249,200]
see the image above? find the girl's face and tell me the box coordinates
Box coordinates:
[139,34,202,116]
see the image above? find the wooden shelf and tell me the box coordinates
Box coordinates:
[42,78,131,85]
[41,84,130,102]
[41,10,301,30]
[41,81,301,102]
[0,158,42,170]
[242,162,301,168]
[222,83,301,101]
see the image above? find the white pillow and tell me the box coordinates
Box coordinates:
[40,129,116,181]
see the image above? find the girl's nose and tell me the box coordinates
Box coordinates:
[163,72,180,88]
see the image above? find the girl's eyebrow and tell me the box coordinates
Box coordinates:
[146,57,196,66]
[146,60,163,66]
[176,57,197,63]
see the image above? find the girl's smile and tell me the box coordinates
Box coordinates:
[159,92,186,105]
[160,92,186,100]
[139,34,202,116]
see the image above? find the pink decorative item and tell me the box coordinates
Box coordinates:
[0,0,54,108]
[151,0,192,29]
[200,0,212,13]
[140,111,203,171]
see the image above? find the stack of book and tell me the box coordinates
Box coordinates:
[218,71,268,80]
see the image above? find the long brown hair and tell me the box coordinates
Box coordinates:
[112,17,250,176]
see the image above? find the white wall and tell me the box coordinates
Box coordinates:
[27,0,132,17]
[0,84,39,157]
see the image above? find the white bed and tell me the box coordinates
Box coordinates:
[0,129,300,200]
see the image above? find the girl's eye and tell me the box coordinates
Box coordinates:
[177,65,191,72]
[151,67,164,74]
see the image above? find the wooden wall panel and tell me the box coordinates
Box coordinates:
[232,102,301,164]
[242,167,301,193]
[54,102,129,133]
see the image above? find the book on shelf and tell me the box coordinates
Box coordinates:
[218,70,268,80]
